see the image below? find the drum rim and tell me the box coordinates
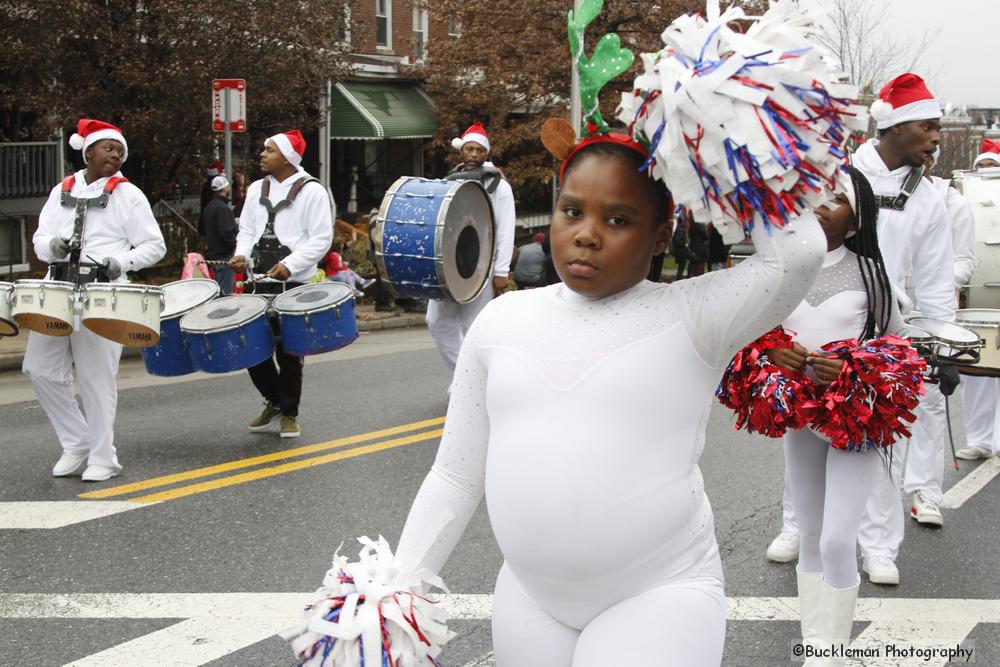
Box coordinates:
[904,316,982,348]
[13,279,76,290]
[159,279,221,320]
[956,308,1000,327]
[84,283,164,294]
[179,294,270,334]
[272,283,355,315]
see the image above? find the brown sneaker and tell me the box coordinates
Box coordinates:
[280,415,301,438]
[249,402,281,432]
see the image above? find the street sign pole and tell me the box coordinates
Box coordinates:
[570,0,582,138]
[223,90,233,182]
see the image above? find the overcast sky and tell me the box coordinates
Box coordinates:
[803,0,999,107]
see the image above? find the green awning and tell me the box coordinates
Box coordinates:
[329,81,436,140]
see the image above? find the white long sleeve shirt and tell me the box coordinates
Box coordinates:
[33,170,166,280]
[853,141,955,320]
[394,213,825,628]
[487,172,516,278]
[234,170,333,284]
[929,176,977,288]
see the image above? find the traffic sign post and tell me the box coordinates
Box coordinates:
[212,79,246,181]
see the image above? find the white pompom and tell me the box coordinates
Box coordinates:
[69,133,85,150]
[451,137,464,151]
[869,99,894,122]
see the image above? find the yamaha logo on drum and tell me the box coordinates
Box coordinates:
[45,321,70,331]
[128,331,154,342]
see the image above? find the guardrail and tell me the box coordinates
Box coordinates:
[0,142,60,199]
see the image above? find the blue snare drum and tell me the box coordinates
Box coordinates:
[273,282,358,356]
[373,177,495,303]
[141,279,220,376]
[180,295,274,373]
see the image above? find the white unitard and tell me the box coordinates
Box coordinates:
[777,247,904,588]
[395,215,825,666]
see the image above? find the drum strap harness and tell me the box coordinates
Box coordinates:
[57,175,128,285]
[445,164,503,195]
[873,165,925,211]
[251,176,321,274]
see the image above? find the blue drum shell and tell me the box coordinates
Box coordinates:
[278,298,358,357]
[141,316,194,377]
[381,179,451,300]
[185,313,275,373]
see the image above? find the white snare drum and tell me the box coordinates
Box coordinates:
[82,283,164,347]
[905,315,983,365]
[11,280,77,336]
[0,282,16,336]
[955,309,1000,377]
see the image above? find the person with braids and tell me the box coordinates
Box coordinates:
[763,166,904,662]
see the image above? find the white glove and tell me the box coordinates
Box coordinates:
[49,238,70,259]
[102,257,123,280]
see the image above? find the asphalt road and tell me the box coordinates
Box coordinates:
[0,328,997,667]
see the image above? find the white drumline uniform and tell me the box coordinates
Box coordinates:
[852,140,954,560]
[234,169,334,285]
[394,214,825,666]
[24,170,166,470]
[425,166,516,369]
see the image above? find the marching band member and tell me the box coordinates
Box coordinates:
[958,140,1000,462]
[425,122,516,372]
[25,118,166,482]
[229,130,333,439]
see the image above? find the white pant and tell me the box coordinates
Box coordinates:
[961,375,1000,456]
[426,284,494,369]
[491,563,725,666]
[22,327,123,469]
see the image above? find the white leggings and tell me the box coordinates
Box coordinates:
[491,564,726,667]
[783,429,881,588]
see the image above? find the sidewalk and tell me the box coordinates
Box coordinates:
[0,303,425,373]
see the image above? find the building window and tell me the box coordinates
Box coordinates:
[448,17,461,37]
[413,3,428,60]
[376,0,391,49]
[0,216,28,274]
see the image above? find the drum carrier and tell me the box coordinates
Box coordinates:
[250,176,321,275]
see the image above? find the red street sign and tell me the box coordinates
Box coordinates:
[212,79,246,132]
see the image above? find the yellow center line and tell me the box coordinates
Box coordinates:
[127,429,444,504]
[79,416,445,500]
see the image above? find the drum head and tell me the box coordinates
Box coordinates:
[180,295,268,333]
[439,180,495,303]
[905,317,981,347]
[273,282,353,313]
[956,308,1000,326]
[161,279,221,319]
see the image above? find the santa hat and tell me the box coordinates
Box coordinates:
[451,122,490,153]
[973,138,1000,168]
[206,161,223,177]
[268,130,306,168]
[870,73,941,130]
[68,119,128,162]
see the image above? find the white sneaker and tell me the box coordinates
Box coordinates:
[766,531,799,562]
[956,446,991,461]
[52,453,88,477]
[81,465,120,482]
[910,490,943,526]
[862,556,899,585]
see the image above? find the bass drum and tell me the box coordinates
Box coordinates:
[954,168,1000,308]
[372,176,495,303]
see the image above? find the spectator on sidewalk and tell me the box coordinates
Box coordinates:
[202,175,238,294]
[513,233,547,288]
[670,210,690,280]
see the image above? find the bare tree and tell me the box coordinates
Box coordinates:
[812,0,941,97]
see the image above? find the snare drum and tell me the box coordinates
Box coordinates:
[180,295,274,373]
[81,283,164,347]
[955,309,1000,377]
[373,177,495,303]
[0,282,17,336]
[11,280,77,336]
[904,316,983,365]
[273,282,358,356]
[141,279,220,376]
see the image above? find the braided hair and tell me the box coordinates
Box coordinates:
[843,165,893,341]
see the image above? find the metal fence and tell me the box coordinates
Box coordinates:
[0,142,60,199]
[516,211,552,230]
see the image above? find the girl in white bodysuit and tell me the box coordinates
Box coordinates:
[394,138,827,665]
[766,166,903,664]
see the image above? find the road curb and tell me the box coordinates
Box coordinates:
[0,315,426,374]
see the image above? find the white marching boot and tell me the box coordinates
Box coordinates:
[796,570,824,660]
[807,578,859,666]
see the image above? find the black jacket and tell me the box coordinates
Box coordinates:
[202,194,237,260]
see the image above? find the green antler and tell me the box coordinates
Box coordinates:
[567,0,634,137]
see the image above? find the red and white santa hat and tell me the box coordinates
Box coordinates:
[451,122,490,153]
[206,160,224,177]
[870,73,942,130]
[973,138,1000,168]
[68,119,128,162]
[268,129,306,168]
